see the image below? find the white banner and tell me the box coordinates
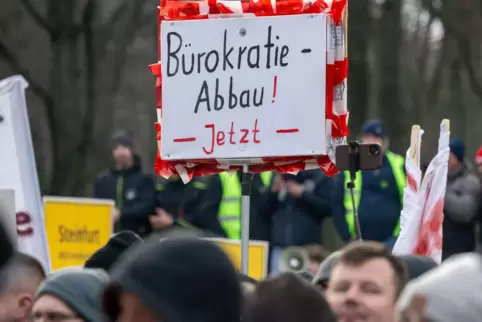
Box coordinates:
[393,120,450,263]
[0,75,50,271]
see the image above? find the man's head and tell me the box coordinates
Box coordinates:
[111,131,134,169]
[0,253,46,321]
[475,146,482,175]
[325,242,407,322]
[397,253,482,322]
[103,238,241,322]
[243,272,336,322]
[360,120,386,149]
[33,268,109,322]
[304,244,329,275]
[313,251,341,292]
[448,137,465,170]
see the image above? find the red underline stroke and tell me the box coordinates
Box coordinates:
[173,137,197,143]
[276,128,299,134]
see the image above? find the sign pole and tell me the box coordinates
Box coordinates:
[240,164,251,274]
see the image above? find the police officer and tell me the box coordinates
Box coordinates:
[93,131,156,237]
[332,120,406,248]
[151,175,208,232]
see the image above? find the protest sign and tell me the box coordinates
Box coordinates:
[44,197,113,271]
[160,14,327,161]
[205,238,269,280]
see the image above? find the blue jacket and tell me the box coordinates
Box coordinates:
[332,155,402,248]
[259,170,333,247]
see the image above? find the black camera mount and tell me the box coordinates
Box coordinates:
[346,141,363,241]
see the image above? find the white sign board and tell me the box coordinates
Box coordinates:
[160,14,327,161]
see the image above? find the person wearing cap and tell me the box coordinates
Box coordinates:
[93,131,156,237]
[31,268,109,322]
[442,138,480,260]
[397,253,482,322]
[102,238,242,322]
[332,120,406,248]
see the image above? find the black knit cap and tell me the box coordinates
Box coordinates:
[84,231,143,272]
[111,130,133,149]
[103,238,242,322]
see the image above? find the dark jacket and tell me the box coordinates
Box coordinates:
[156,176,208,227]
[259,170,332,247]
[195,173,270,240]
[442,163,481,260]
[93,156,156,237]
[332,155,403,248]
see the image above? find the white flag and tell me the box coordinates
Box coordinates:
[0,76,51,271]
[393,121,450,264]
[392,129,423,256]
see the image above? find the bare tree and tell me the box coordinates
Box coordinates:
[0,0,153,195]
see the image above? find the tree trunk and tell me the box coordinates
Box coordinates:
[347,0,370,136]
[378,0,404,153]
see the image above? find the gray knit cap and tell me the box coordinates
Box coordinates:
[397,253,482,322]
[35,268,109,322]
[312,251,341,285]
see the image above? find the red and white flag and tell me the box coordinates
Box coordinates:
[393,120,450,263]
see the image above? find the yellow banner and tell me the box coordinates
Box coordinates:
[205,238,269,280]
[43,197,113,271]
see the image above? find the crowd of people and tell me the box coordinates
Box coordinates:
[1,118,481,321]
[1,229,482,322]
[95,120,482,271]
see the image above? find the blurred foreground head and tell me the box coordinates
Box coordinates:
[103,238,241,322]
[396,254,438,281]
[84,231,143,272]
[243,272,336,322]
[397,253,482,322]
[313,250,341,291]
[0,253,45,321]
[325,242,407,322]
[32,268,109,322]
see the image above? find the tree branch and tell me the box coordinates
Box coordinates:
[96,0,131,60]
[423,0,482,100]
[18,0,52,33]
[0,40,55,111]
[0,39,59,187]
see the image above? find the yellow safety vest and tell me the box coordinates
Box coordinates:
[218,171,273,239]
[343,151,405,238]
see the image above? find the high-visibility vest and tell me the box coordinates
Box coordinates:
[218,171,273,239]
[343,151,405,238]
